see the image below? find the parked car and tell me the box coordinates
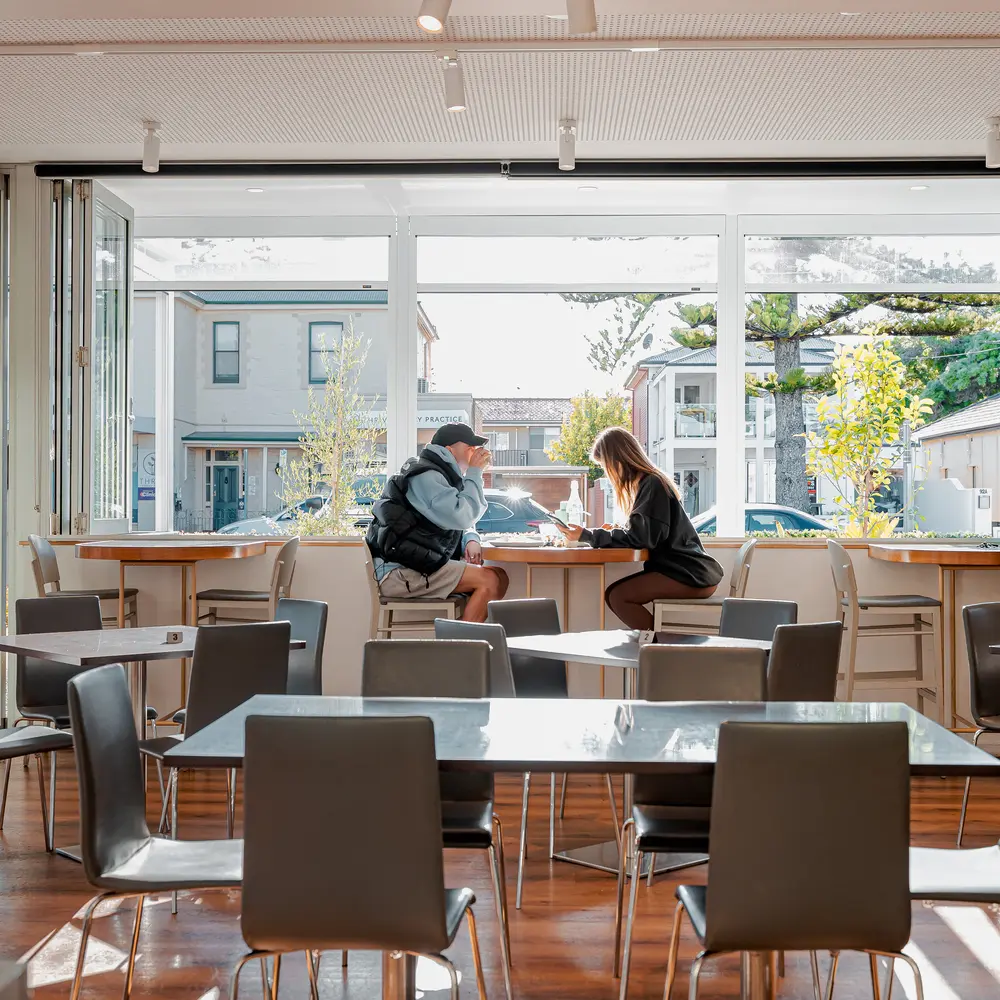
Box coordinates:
[216,495,327,535]
[692,503,830,536]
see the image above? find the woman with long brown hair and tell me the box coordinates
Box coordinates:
[555,426,723,630]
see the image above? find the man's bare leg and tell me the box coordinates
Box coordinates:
[456,565,509,622]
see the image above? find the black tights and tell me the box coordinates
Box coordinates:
[604,571,718,630]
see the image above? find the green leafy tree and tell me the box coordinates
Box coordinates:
[805,339,933,537]
[280,321,381,536]
[546,391,631,482]
[891,330,1000,414]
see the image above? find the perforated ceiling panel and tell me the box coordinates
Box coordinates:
[3,13,1000,43]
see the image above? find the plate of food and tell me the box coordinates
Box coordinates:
[483,533,549,548]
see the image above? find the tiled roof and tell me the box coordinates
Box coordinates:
[913,394,1000,440]
[636,337,836,370]
[476,397,574,424]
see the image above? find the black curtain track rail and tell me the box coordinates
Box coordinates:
[33,158,999,180]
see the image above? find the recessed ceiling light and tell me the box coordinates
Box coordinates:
[578,185,598,192]
[75,50,105,57]
[910,185,928,191]
[246,187,265,193]
[629,44,661,53]
[839,11,862,15]
[546,13,569,19]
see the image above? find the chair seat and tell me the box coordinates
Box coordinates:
[95,835,244,892]
[443,887,477,946]
[55,587,139,602]
[910,844,1000,902]
[845,595,941,610]
[380,594,465,608]
[20,708,70,728]
[197,589,270,602]
[172,708,187,728]
[976,715,1000,732]
[0,727,73,759]
[146,706,159,722]
[676,884,708,942]
[633,804,711,853]
[441,800,494,849]
[653,595,726,608]
[138,734,183,761]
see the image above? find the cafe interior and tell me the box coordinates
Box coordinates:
[6,5,1000,1000]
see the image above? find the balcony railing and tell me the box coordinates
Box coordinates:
[675,403,717,438]
[493,449,529,467]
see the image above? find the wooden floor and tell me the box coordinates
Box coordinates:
[2,754,1000,1000]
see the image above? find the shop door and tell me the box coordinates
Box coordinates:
[213,466,240,530]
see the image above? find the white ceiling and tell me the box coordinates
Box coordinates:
[102,174,1000,221]
[3,12,1000,162]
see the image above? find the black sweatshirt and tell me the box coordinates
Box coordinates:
[580,474,724,589]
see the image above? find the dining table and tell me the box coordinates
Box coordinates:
[164,694,998,1000]
[75,538,268,703]
[868,543,1000,728]
[484,543,647,696]
[506,629,772,877]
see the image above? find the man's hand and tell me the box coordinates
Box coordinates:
[464,540,484,565]
[468,447,492,470]
[554,520,585,543]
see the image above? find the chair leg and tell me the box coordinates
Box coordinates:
[159,767,175,834]
[123,895,146,1000]
[869,953,882,1000]
[228,953,256,1000]
[492,812,511,960]
[661,899,684,1000]
[226,768,237,838]
[69,895,106,1000]
[613,818,634,977]
[170,771,179,915]
[618,834,643,1000]
[687,954,705,1000]
[825,953,840,1000]
[488,844,514,1000]
[41,751,57,852]
[913,613,925,716]
[809,952,823,1000]
[465,909,490,1000]
[269,954,282,1000]
[890,953,922,1000]
[34,754,50,852]
[559,772,569,818]
[0,757,12,829]
[516,772,531,909]
[305,949,320,1000]
[844,609,860,702]
[605,774,621,849]
[931,607,946,725]
[958,729,984,845]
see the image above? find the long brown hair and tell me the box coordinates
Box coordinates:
[591,426,680,514]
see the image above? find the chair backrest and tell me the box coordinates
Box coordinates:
[362,639,490,699]
[704,721,911,954]
[67,663,150,887]
[242,715,452,954]
[633,644,767,808]
[486,598,568,698]
[718,598,798,642]
[433,618,516,697]
[276,598,328,696]
[963,603,1000,722]
[767,622,843,701]
[27,534,61,595]
[827,538,858,605]
[267,536,300,616]
[15,595,103,714]
[362,638,491,802]
[362,542,382,640]
[184,621,291,737]
[727,538,757,598]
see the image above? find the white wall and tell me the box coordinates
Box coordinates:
[923,431,1000,498]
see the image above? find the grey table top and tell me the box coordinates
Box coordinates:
[163,695,997,776]
[0,626,305,665]
[505,630,772,668]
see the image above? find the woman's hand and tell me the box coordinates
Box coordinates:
[554,520,584,543]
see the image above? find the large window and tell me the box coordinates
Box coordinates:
[308,321,343,384]
[212,322,240,384]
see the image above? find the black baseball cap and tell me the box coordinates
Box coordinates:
[431,422,488,448]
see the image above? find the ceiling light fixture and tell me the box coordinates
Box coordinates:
[987,117,1000,169]
[141,120,161,174]
[910,185,928,191]
[545,12,569,18]
[578,184,598,192]
[246,187,265,193]
[629,44,661,52]
[558,118,577,171]
[440,52,467,112]
[566,0,597,34]
[417,0,451,33]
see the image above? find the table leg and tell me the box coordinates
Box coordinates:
[118,562,126,629]
[599,564,606,699]
[939,566,958,728]
[563,568,570,630]
[180,565,190,708]
[525,564,533,599]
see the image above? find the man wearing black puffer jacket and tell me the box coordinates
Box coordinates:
[366,423,509,622]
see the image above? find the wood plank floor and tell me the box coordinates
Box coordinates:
[2,753,1000,999]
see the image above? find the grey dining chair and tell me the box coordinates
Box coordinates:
[197,534,299,624]
[276,598,328,696]
[362,638,512,1000]
[487,597,619,903]
[766,621,843,702]
[66,663,242,1000]
[614,644,768,985]
[142,621,291,840]
[234,715,486,1000]
[718,597,798,642]
[659,721,920,1000]
[957,603,1000,845]
[0,726,73,852]
[28,533,138,627]
[15,595,104,728]
[434,618,517,697]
